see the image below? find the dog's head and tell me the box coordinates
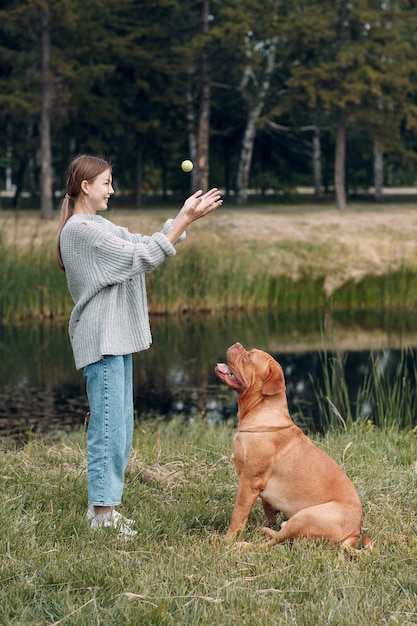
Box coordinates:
[215,342,286,397]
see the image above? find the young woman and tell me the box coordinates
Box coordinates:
[57,154,222,536]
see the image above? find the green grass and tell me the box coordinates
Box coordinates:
[331,269,417,311]
[1,420,416,625]
[0,234,69,322]
[2,233,417,321]
[305,348,417,432]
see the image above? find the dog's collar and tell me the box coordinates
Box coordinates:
[238,424,292,433]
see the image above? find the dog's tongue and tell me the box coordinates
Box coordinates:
[216,363,231,375]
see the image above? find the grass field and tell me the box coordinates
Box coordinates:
[1,203,417,624]
[1,420,416,625]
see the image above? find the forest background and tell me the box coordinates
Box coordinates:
[1,9,417,621]
[1,0,417,219]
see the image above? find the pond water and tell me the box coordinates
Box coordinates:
[1,309,417,436]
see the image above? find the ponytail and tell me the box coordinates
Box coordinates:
[56,195,73,271]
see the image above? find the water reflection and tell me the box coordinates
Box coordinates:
[0,310,416,436]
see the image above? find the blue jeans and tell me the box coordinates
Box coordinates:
[83,354,134,507]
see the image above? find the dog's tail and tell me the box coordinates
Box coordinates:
[342,533,373,553]
[263,526,373,552]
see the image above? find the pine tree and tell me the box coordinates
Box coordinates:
[283,0,417,208]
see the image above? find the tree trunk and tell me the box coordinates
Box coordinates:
[135,143,144,209]
[40,3,53,219]
[373,143,384,201]
[13,150,30,209]
[162,161,168,202]
[236,34,278,205]
[334,0,348,211]
[186,86,198,191]
[196,0,211,192]
[312,127,323,200]
[236,105,261,204]
[197,78,210,191]
[334,110,347,210]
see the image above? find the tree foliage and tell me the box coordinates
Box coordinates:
[0,0,417,213]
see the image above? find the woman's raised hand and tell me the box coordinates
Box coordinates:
[165,188,223,245]
[180,188,223,222]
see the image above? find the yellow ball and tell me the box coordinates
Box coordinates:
[181,159,193,172]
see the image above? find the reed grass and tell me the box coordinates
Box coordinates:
[1,420,416,625]
[307,348,417,432]
[331,269,417,311]
[0,232,69,322]
[2,232,417,322]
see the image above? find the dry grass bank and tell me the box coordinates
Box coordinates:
[2,202,417,297]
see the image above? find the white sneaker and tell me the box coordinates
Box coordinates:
[86,505,135,527]
[89,509,137,537]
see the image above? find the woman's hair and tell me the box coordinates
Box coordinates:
[56,154,112,271]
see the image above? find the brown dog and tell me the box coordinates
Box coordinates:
[215,342,371,550]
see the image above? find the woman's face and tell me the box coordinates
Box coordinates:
[83,168,114,213]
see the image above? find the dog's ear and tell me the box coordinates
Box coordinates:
[262,359,286,396]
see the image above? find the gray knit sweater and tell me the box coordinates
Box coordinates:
[60,214,183,370]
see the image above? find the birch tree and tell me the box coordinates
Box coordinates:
[196,0,211,191]
[373,144,383,201]
[311,126,323,200]
[40,0,53,219]
[236,29,279,204]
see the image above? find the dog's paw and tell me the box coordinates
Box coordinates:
[232,541,253,551]
[262,526,278,542]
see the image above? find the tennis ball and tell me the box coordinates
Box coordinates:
[181,159,193,172]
